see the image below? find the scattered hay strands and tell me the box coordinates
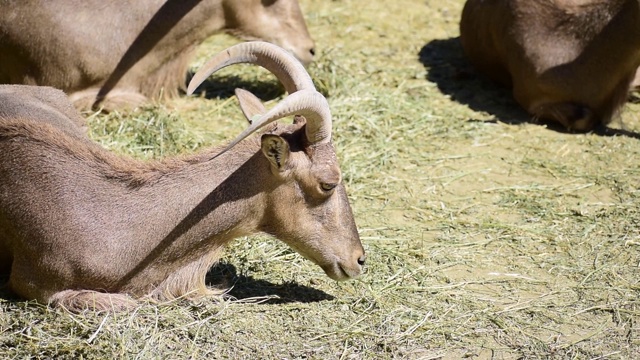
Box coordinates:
[2,0,640,358]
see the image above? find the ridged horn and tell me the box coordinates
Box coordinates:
[209,90,331,159]
[187,41,332,153]
[188,42,316,95]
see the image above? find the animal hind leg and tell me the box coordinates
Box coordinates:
[49,289,137,312]
[531,101,596,132]
[8,258,136,311]
[68,88,148,112]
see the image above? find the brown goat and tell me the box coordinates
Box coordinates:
[633,67,640,90]
[460,0,640,131]
[0,42,365,312]
[0,0,316,111]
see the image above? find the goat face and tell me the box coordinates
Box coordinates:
[188,41,363,280]
[258,119,365,281]
[222,0,316,66]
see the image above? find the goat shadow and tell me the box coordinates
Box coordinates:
[418,37,640,139]
[418,37,529,125]
[185,72,285,101]
[0,264,334,306]
[0,276,21,303]
[205,262,334,304]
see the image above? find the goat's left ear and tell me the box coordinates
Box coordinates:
[261,134,290,170]
[235,88,266,124]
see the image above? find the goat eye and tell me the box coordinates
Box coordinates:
[320,183,337,192]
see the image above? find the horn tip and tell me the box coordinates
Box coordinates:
[186,84,198,96]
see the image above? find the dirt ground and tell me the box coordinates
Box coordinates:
[1,0,639,358]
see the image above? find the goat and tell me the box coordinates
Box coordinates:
[0,0,316,111]
[0,42,365,312]
[459,0,640,131]
[633,67,640,90]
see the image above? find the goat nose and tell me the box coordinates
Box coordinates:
[357,254,366,266]
[309,48,316,57]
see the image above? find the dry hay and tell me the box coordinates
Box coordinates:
[1,0,639,358]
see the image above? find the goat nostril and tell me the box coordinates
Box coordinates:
[357,255,366,266]
[309,48,316,57]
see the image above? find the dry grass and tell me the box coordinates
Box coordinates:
[2,0,640,358]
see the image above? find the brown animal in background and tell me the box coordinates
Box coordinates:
[0,42,365,312]
[632,67,640,90]
[0,0,316,111]
[460,0,640,131]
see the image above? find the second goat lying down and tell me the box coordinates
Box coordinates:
[0,0,316,111]
[460,0,640,131]
[0,42,365,312]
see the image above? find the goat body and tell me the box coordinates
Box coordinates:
[0,0,316,111]
[460,0,640,131]
[0,43,364,312]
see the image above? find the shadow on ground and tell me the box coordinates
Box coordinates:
[185,72,285,101]
[0,267,333,307]
[418,37,530,125]
[418,37,640,139]
[0,276,22,303]
[206,262,334,304]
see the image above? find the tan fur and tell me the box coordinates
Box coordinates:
[0,85,365,312]
[632,67,640,90]
[460,0,640,131]
[0,0,315,111]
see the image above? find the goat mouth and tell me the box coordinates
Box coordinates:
[287,244,362,281]
[322,262,362,281]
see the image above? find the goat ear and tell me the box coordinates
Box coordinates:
[261,134,290,170]
[235,88,267,124]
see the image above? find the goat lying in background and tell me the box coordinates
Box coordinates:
[0,0,316,111]
[460,0,640,131]
[0,42,365,312]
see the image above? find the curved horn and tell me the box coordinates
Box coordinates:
[188,41,332,150]
[209,90,331,160]
[187,41,315,95]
